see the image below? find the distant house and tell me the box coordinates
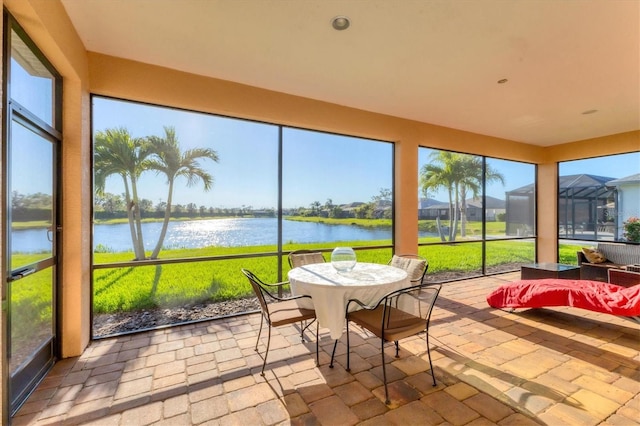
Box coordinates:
[508,173,621,240]
[467,196,505,221]
[373,199,392,219]
[418,198,445,220]
[419,196,505,221]
[318,200,392,219]
[339,202,366,218]
[607,173,640,240]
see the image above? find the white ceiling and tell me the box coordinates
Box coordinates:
[61,0,640,147]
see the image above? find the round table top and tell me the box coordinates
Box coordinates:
[288,262,407,287]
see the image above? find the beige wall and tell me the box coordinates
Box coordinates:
[0,1,637,393]
[539,131,639,260]
[87,52,552,255]
[3,0,92,363]
[546,131,639,163]
[88,52,639,259]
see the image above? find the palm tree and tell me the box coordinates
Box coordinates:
[146,126,219,259]
[420,151,506,240]
[310,201,322,216]
[94,127,152,260]
[456,156,505,237]
[419,151,464,241]
[324,198,334,211]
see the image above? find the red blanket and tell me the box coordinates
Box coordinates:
[486,279,640,317]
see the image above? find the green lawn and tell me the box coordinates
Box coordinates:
[11,240,585,318]
[92,243,394,313]
[90,239,541,314]
[10,217,586,322]
[11,220,51,230]
[8,239,586,344]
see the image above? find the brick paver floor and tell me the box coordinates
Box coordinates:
[12,272,640,425]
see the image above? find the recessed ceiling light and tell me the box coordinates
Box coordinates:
[582,109,598,115]
[497,78,508,84]
[332,16,350,31]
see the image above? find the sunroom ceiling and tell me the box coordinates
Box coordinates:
[61,0,640,147]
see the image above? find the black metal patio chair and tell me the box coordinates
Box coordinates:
[341,282,441,404]
[241,269,318,375]
[288,250,326,268]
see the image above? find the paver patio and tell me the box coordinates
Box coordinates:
[12,272,640,425]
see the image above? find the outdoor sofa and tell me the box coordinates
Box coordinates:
[577,242,640,282]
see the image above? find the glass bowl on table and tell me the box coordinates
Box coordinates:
[331,246,357,273]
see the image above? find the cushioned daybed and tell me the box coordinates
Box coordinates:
[486,278,640,317]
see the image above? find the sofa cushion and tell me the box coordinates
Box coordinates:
[582,247,607,263]
[596,243,640,265]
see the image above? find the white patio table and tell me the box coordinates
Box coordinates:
[288,262,408,340]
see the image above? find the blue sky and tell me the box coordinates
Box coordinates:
[92,97,393,209]
[9,54,638,209]
[83,96,640,209]
[559,154,639,179]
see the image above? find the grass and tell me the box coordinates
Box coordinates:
[91,238,586,315]
[11,221,51,230]
[286,216,392,228]
[287,216,506,234]
[11,217,587,328]
[92,242,395,313]
[9,239,586,342]
[14,240,585,319]
[8,265,53,350]
[90,239,541,315]
[93,216,231,225]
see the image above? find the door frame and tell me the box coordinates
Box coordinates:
[2,11,63,420]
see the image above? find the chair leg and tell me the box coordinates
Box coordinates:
[426,332,436,386]
[315,321,319,367]
[261,325,272,376]
[394,340,400,358]
[346,319,351,372]
[381,339,389,404]
[329,339,338,368]
[255,315,264,352]
[299,318,316,342]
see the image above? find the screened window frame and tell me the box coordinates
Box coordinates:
[90,95,397,278]
[417,145,538,277]
[557,152,640,246]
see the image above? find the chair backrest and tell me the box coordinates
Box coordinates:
[608,268,640,288]
[388,254,428,284]
[382,283,441,336]
[288,250,325,268]
[241,269,273,316]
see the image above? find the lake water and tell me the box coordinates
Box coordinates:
[13,218,425,253]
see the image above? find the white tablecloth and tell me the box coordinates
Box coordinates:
[288,262,408,339]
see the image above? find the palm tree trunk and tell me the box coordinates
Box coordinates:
[436,216,446,242]
[447,187,454,241]
[451,186,459,241]
[130,179,146,259]
[150,179,174,259]
[122,178,143,260]
[460,185,468,238]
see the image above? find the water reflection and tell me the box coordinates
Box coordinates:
[14,218,405,253]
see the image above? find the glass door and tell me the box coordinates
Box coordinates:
[3,17,61,416]
[7,119,57,413]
